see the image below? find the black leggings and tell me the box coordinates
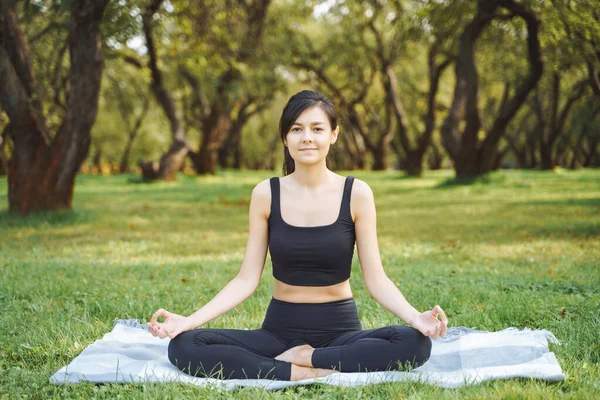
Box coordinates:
[168,297,432,381]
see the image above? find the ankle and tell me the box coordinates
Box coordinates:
[300,345,315,367]
[290,364,334,381]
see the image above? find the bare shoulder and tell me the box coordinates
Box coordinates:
[350,178,375,221]
[252,178,272,198]
[351,178,374,202]
[250,178,273,217]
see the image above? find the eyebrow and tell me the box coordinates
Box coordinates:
[292,121,326,126]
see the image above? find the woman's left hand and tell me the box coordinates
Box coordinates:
[411,305,448,340]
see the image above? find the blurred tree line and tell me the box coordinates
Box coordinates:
[0,0,598,213]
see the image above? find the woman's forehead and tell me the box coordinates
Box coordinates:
[294,107,328,124]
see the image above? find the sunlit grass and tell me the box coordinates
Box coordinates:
[0,168,599,398]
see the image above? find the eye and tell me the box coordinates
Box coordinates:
[314,127,323,131]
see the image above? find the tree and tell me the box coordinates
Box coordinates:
[217,95,270,169]
[0,109,8,176]
[104,71,151,174]
[551,0,600,97]
[0,0,110,213]
[534,75,588,169]
[365,0,454,175]
[440,0,543,178]
[567,103,600,168]
[115,0,276,178]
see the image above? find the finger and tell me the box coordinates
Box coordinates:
[151,324,160,336]
[147,323,157,337]
[149,324,162,338]
[151,308,169,325]
[428,324,440,340]
[436,306,448,324]
[441,320,448,336]
[434,321,443,337]
[438,308,448,336]
[155,324,168,339]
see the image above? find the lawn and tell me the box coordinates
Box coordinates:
[0,169,599,399]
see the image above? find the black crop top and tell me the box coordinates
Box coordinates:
[268,176,356,286]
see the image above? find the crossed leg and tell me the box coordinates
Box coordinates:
[276,325,432,372]
[168,328,336,381]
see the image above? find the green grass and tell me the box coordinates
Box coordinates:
[1,168,599,399]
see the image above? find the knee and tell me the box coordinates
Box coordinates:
[389,326,432,367]
[167,334,183,368]
[411,330,432,367]
[167,331,195,370]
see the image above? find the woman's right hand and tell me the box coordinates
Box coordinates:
[148,308,191,339]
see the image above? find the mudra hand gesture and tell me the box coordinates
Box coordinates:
[411,305,448,340]
[147,308,190,339]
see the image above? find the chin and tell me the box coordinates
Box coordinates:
[295,158,325,167]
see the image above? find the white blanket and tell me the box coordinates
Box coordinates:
[50,319,565,389]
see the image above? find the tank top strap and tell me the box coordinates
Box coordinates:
[269,177,281,220]
[339,176,355,221]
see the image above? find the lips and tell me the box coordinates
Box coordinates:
[300,148,317,151]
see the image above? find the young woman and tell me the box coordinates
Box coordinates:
[148,90,448,382]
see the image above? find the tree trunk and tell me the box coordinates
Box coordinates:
[440,0,543,178]
[582,133,599,167]
[192,111,232,174]
[139,139,188,181]
[506,130,528,168]
[492,146,509,170]
[539,136,556,169]
[0,0,109,213]
[427,142,444,170]
[384,43,451,177]
[404,150,424,176]
[217,97,263,169]
[92,146,102,172]
[217,129,234,168]
[135,0,189,181]
[0,124,8,175]
[371,145,386,171]
[527,125,539,168]
[341,115,368,169]
[120,115,147,174]
[217,124,243,170]
[115,81,150,174]
[537,75,587,170]
[119,138,134,174]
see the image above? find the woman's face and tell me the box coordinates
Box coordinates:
[284,106,339,166]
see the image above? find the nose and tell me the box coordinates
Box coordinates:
[300,130,315,143]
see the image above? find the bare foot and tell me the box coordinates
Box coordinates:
[290,364,336,381]
[274,344,314,367]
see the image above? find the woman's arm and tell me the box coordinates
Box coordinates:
[353,179,447,337]
[149,179,272,338]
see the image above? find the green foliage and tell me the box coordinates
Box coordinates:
[6,0,598,173]
[1,169,599,397]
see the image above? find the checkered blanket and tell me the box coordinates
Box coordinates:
[50,319,564,389]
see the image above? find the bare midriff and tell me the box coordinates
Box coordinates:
[272,278,353,303]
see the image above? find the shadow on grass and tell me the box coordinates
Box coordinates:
[511,198,600,208]
[434,175,499,189]
[0,209,96,229]
[534,222,600,239]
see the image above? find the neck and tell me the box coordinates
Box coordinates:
[289,162,331,189]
